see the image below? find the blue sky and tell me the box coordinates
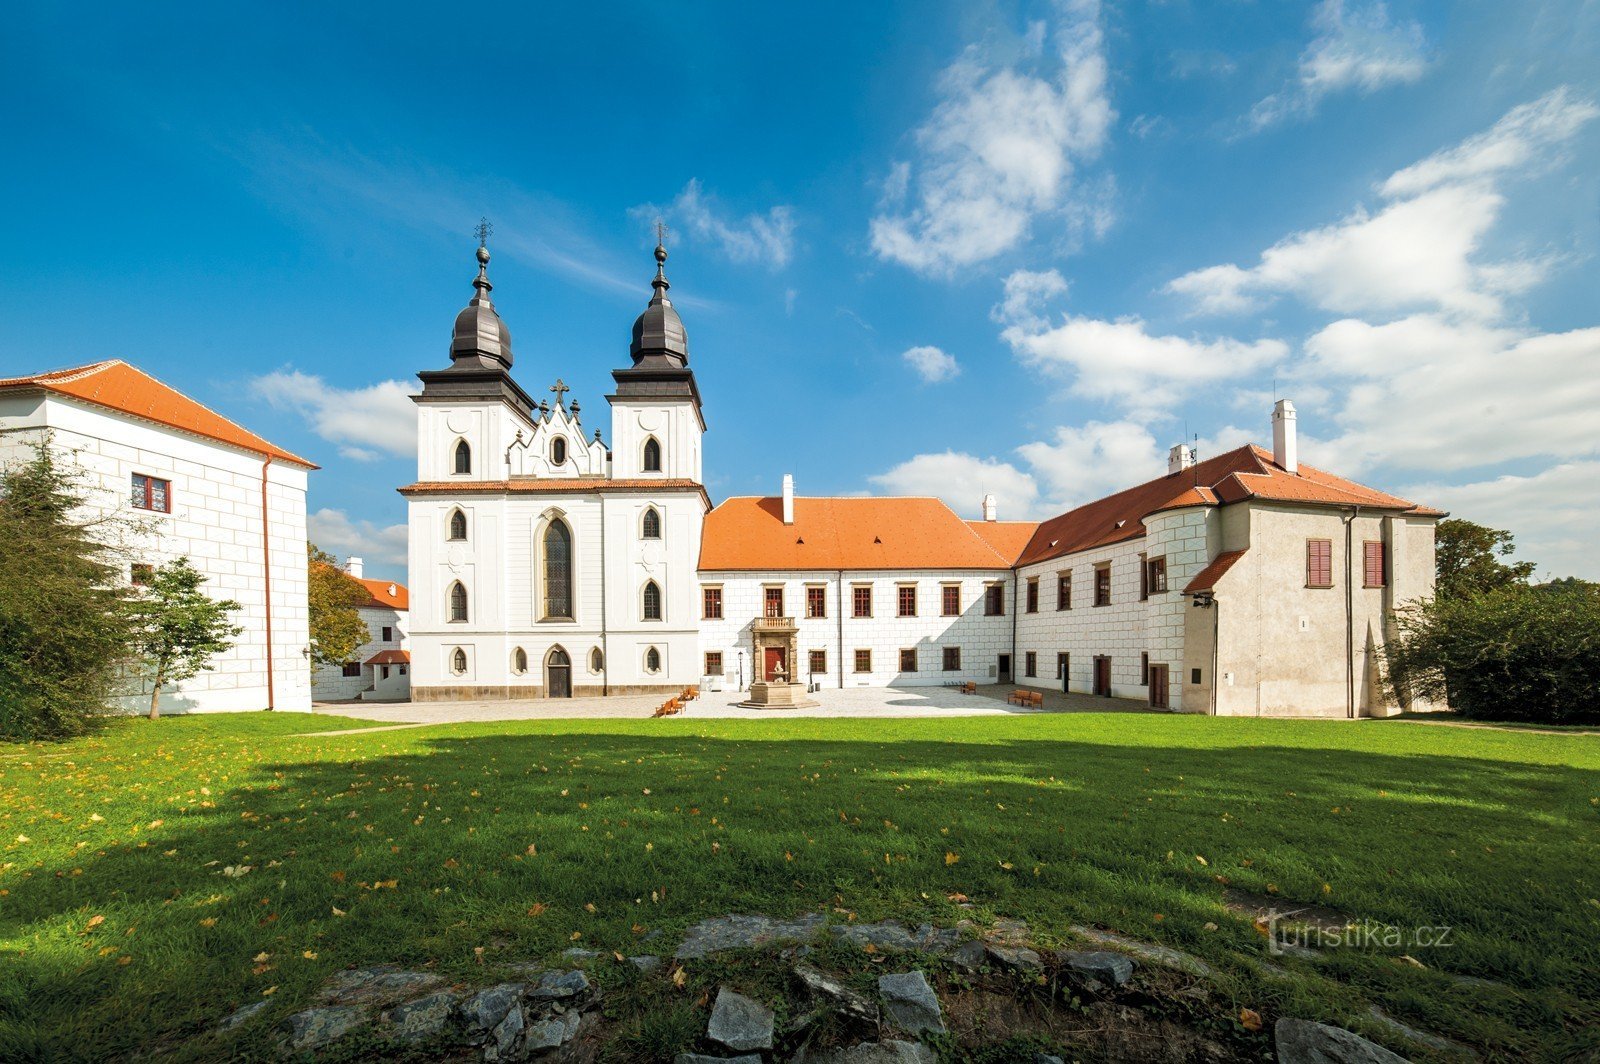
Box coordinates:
[2,1,1596,584]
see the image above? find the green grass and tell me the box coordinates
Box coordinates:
[1,712,1596,1061]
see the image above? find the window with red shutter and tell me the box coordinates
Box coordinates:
[1364,540,1386,587]
[1306,539,1333,588]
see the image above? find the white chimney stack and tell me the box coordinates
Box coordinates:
[1272,399,1298,474]
[982,493,998,522]
[346,556,364,579]
[781,473,795,525]
[1167,444,1196,476]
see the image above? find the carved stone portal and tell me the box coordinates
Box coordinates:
[741,615,818,709]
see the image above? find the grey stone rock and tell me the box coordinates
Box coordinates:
[877,971,945,1036]
[1069,925,1214,978]
[676,912,827,959]
[629,954,662,974]
[530,968,591,1001]
[460,983,526,1042]
[280,1005,370,1052]
[384,991,459,1042]
[1034,1056,1066,1064]
[1275,1018,1410,1064]
[1366,1007,1470,1057]
[833,920,919,952]
[793,962,878,1026]
[525,1009,581,1053]
[561,947,601,962]
[913,923,963,954]
[319,964,445,1008]
[218,1000,269,1031]
[675,1055,763,1064]
[802,1040,937,1064]
[707,987,775,1052]
[1060,949,1135,989]
[989,917,1031,944]
[947,940,989,972]
[985,942,1044,974]
[484,1002,524,1062]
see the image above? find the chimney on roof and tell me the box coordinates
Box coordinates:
[1272,399,1298,474]
[982,493,998,522]
[1167,444,1196,476]
[346,556,364,579]
[781,473,795,525]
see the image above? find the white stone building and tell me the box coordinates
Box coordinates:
[0,360,315,712]
[407,239,1444,717]
[309,557,411,702]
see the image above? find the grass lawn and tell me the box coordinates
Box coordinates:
[1,712,1596,1062]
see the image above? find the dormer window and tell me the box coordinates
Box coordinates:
[642,507,661,540]
[453,439,472,475]
[551,437,567,466]
[643,437,662,472]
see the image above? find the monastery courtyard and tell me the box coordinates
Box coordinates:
[311,685,1150,725]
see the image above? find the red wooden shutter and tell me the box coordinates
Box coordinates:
[1364,541,1386,587]
[1307,539,1333,587]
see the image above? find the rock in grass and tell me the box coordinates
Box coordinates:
[1274,1018,1410,1063]
[1069,925,1213,978]
[384,991,459,1042]
[319,965,444,1008]
[984,942,1044,974]
[629,955,663,974]
[1060,950,1135,989]
[1034,1055,1066,1064]
[484,1002,524,1062]
[676,1055,764,1064]
[676,912,827,959]
[218,1000,269,1031]
[877,971,945,1036]
[947,940,988,972]
[459,984,525,1042]
[802,1040,937,1063]
[280,1005,370,1052]
[531,969,591,1001]
[707,987,776,1052]
[793,962,879,1026]
[525,1010,582,1052]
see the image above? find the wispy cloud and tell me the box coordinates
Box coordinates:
[308,507,409,568]
[902,345,961,383]
[1247,0,1429,133]
[635,180,796,268]
[251,369,418,461]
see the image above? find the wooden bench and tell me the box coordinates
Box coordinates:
[652,696,684,718]
[961,682,977,695]
[1007,689,1044,707]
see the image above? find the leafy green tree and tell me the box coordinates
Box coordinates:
[308,545,371,669]
[1386,582,1600,724]
[1435,518,1536,601]
[129,557,243,719]
[0,439,137,739]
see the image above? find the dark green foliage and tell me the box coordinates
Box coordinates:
[0,440,135,739]
[1388,582,1600,724]
[127,557,243,719]
[1434,518,1537,601]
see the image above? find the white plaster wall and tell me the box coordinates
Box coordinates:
[416,399,537,483]
[608,400,703,482]
[695,571,1014,689]
[0,394,312,712]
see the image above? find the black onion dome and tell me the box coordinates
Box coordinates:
[450,244,513,369]
[628,243,688,366]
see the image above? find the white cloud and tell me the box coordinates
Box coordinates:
[869,0,1114,275]
[1248,0,1429,132]
[644,179,796,269]
[1171,90,1596,321]
[1402,462,1600,581]
[252,370,418,460]
[992,268,1070,327]
[308,508,409,568]
[1382,87,1600,197]
[868,451,1040,521]
[901,345,961,383]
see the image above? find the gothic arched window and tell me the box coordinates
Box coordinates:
[513,647,528,674]
[642,437,662,472]
[590,647,604,673]
[544,520,574,619]
[448,581,468,622]
[448,509,467,541]
[642,580,662,621]
[451,648,468,674]
[642,507,661,540]
[645,646,661,673]
[551,437,567,466]
[453,439,472,475]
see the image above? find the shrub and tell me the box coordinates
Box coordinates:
[1387,582,1600,724]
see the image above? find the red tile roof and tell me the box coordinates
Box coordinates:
[700,496,1037,571]
[364,649,411,666]
[1184,549,1248,594]
[1016,444,1439,568]
[0,360,316,467]
[356,578,409,611]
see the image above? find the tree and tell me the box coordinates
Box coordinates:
[308,545,370,669]
[129,558,243,719]
[0,439,137,739]
[1435,518,1536,601]
[1386,582,1600,724]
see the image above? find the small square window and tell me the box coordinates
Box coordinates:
[853,649,872,673]
[1024,651,1037,677]
[899,648,917,672]
[942,646,961,672]
[809,649,827,675]
[806,585,827,618]
[1025,579,1039,613]
[131,473,171,513]
[705,651,723,675]
[341,662,362,678]
[852,585,873,618]
[984,584,1004,616]
[897,585,917,617]
[703,586,724,620]
[1057,572,1072,610]
[941,585,960,616]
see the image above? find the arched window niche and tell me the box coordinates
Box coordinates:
[645,646,661,673]
[453,439,472,475]
[448,581,468,623]
[448,509,468,541]
[451,648,468,674]
[642,580,662,621]
[543,519,574,620]
[642,436,662,472]
[641,506,661,540]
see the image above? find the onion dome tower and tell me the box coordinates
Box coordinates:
[416,228,536,416]
[611,239,703,414]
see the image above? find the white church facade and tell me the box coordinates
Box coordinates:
[404,241,1444,717]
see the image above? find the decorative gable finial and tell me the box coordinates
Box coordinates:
[550,379,570,407]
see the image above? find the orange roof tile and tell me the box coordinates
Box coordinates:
[364,649,411,666]
[0,360,316,467]
[964,520,1039,565]
[1184,549,1248,594]
[700,496,1027,571]
[356,577,409,611]
[1016,445,1437,568]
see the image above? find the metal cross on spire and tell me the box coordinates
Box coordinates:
[475,217,493,247]
[549,379,570,406]
[655,218,669,248]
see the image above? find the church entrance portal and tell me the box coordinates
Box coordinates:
[546,647,572,698]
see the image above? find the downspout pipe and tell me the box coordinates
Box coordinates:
[599,499,609,697]
[259,456,276,711]
[1210,599,1220,716]
[1010,570,1019,684]
[836,570,844,689]
[1342,506,1360,719]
